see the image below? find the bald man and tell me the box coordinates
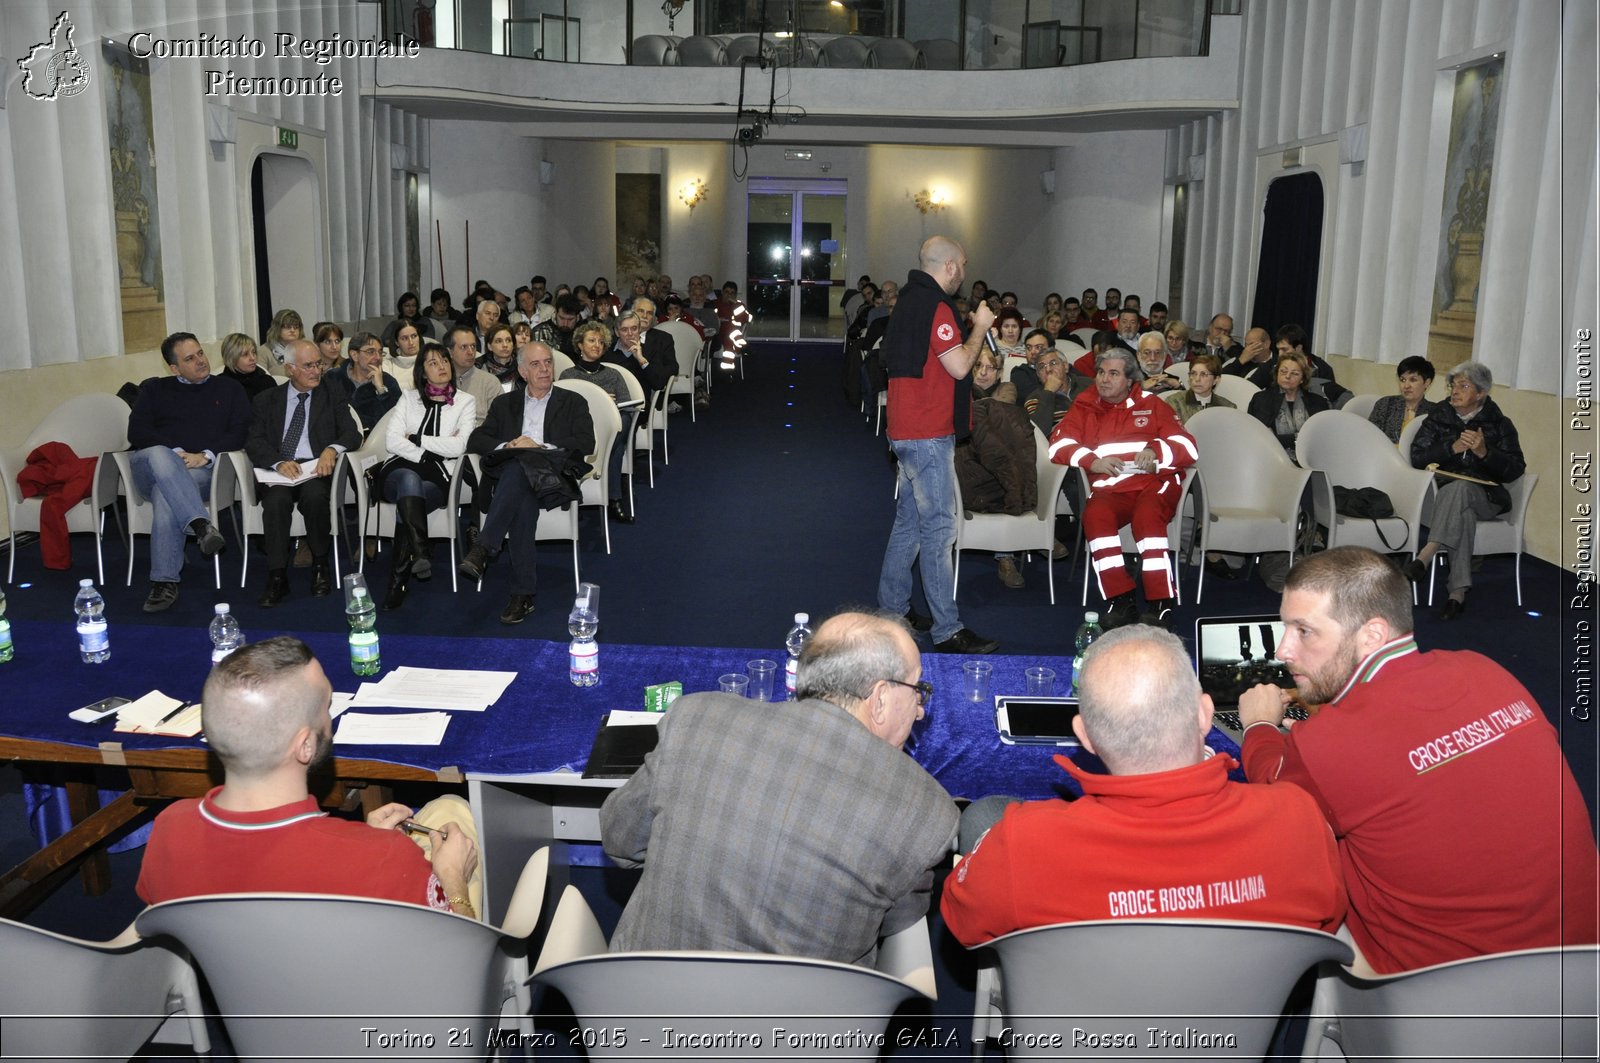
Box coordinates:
[942,625,1345,945]
[1222,326,1276,389]
[877,236,1000,655]
[601,610,958,966]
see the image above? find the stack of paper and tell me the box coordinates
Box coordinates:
[334,711,452,746]
[114,691,203,737]
[346,666,517,712]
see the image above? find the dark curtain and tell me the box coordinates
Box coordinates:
[1250,172,1324,344]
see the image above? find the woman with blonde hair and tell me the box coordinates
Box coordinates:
[263,308,303,373]
[219,332,276,400]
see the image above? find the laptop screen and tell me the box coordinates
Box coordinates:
[1194,614,1297,710]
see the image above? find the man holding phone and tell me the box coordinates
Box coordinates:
[137,638,482,918]
[942,626,1345,946]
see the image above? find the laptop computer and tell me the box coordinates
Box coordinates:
[1194,613,1308,732]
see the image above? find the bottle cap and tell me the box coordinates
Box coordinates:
[79,578,94,587]
[215,603,230,614]
[795,612,808,624]
[1084,611,1099,623]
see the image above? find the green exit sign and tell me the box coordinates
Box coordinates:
[277,127,298,150]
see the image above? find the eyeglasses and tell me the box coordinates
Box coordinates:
[879,678,933,708]
[290,361,324,373]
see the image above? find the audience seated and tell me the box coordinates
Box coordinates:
[1023,348,1089,438]
[445,326,503,428]
[421,287,458,339]
[530,294,581,358]
[340,331,401,436]
[380,291,428,351]
[383,320,424,390]
[1197,312,1243,362]
[247,340,360,608]
[262,308,304,374]
[476,322,520,386]
[1369,354,1440,443]
[1240,547,1596,975]
[942,625,1346,944]
[561,319,634,524]
[1162,319,1191,363]
[1048,347,1196,630]
[991,307,1027,358]
[1133,333,1182,395]
[600,610,958,966]
[958,355,1042,590]
[219,332,277,401]
[126,331,244,612]
[1247,351,1330,456]
[136,637,481,917]
[371,345,475,610]
[1404,361,1525,619]
[1223,326,1278,388]
[1161,352,1234,425]
[458,342,595,625]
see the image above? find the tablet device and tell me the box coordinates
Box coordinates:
[995,696,1081,746]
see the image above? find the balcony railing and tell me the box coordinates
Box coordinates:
[380,1,1214,71]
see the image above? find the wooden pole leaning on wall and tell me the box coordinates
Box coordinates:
[436,219,445,291]
[464,220,471,295]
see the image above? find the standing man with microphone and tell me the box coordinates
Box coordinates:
[877,236,1000,655]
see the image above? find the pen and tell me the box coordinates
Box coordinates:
[401,819,442,836]
[155,701,193,726]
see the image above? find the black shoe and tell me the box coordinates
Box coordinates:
[608,499,635,525]
[1440,597,1467,620]
[500,593,535,625]
[143,581,180,613]
[459,544,492,582]
[382,571,409,611]
[1403,558,1428,583]
[1141,599,1176,631]
[1204,556,1237,582]
[904,608,934,633]
[258,569,289,608]
[933,628,1000,654]
[310,561,333,597]
[190,519,226,557]
[1100,593,1140,630]
[397,497,432,580]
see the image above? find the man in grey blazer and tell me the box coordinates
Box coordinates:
[600,611,958,966]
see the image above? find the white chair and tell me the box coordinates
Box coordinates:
[617,367,657,489]
[0,917,210,1060]
[106,450,224,589]
[134,849,551,1061]
[1339,392,1381,421]
[554,377,622,552]
[954,424,1072,604]
[1296,410,1432,561]
[1211,372,1262,407]
[1397,410,1429,456]
[675,34,728,65]
[533,950,927,1060]
[551,350,575,377]
[1302,945,1598,1062]
[1186,406,1312,602]
[656,320,703,422]
[868,36,924,68]
[1076,465,1202,606]
[1069,326,1097,348]
[210,450,344,589]
[631,33,678,65]
[817,34,872,68]
[1,393,129,583]
[875,916,937,1000]
[1422,473,1538,608]
[1166,358,1190,382]
[916,37,960,69]
[875,389,888,435]
[462,452,581,594]
[969,919,1351,1060]
[1001,353,1028,381]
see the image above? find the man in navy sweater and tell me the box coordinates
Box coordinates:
[127,332,251,611]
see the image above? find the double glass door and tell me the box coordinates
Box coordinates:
[744,181,847,341]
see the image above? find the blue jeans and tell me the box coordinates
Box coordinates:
[878,435,962,643]
[129,446,213,583]
[380,468,444,509]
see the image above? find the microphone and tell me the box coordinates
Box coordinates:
[982,329,998,354]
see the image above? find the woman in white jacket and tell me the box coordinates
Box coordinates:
[370,343,476,609]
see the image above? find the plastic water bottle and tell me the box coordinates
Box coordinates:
[209,603,243,664]
[74,579,110,664]
[784,612,813,700]
[1071,612,1102,695]
[347,587,381,676]
[568,582,600,686]
[0,587,13,663]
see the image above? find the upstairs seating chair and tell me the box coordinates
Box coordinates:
[1186,406,1311,601]
[134,849,552,1062]
[675,34,728,66]
[868,37,924,68]
[817,35,873,68]
[1,392,129,584]
[954,424,1072,604]
[969,919,1351,1060]
[1302,945,1598,1062]
[1296,409,1432,562]
[553,377,622,553]
[631,34,679,65]
[916,37,960,69]
[0,917,210,1061]
[723,34,774,67]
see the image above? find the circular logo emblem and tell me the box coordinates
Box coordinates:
[936,322,955,342]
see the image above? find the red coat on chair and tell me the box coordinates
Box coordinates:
[16,442,98,570]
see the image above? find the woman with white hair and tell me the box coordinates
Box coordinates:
[1407,361,1525,619]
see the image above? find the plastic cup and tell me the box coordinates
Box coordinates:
[746,659,778,701]
[718,673,750,697]
[1026,666,1056,696]
[962,660,993,703]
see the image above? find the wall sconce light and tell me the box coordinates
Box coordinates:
[911,188,950,214]
[679,178,708,212]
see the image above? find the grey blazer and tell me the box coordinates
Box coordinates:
[600,691,958,966]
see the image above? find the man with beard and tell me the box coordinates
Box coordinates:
[135,638,481,917]
[1239,547,1597,974]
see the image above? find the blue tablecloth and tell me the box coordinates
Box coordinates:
[2,619,1239,805]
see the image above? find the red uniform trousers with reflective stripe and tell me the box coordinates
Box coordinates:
[1082,478,1180,600]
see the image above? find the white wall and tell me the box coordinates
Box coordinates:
[1044,130,1168,303]
[428,120,540,294]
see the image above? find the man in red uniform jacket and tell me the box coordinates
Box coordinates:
[942,625,1346,945]
[1048,347,1197,629]
[1240,547,1598,974]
